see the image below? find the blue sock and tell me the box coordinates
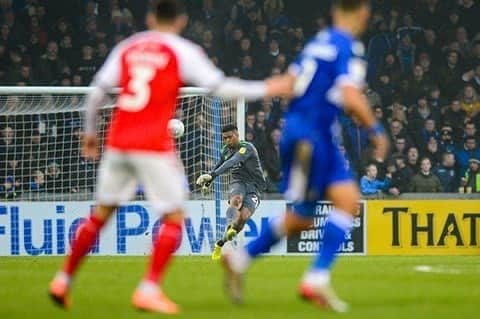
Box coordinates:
[246,217,283,258]
[312,210,352,271]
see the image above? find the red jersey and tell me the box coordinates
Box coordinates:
[91,31,224,152]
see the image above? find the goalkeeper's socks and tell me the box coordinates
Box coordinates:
[217,224,237,247]
[145,220,182,283]
[63,214,105,275]
[312,209,352,271]
[246,216,284,258]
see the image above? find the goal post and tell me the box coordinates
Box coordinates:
[0,86,245,240]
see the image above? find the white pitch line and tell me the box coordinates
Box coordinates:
[414,265,462,274]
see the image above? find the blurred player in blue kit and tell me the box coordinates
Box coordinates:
[221,0,389,312]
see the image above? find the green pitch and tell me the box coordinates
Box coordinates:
[1,256,479,319]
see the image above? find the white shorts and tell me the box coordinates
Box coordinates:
[96,149,187,213]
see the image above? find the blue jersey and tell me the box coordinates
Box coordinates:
[281,28,367,216]
[287,27,366,135]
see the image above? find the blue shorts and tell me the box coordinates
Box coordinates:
[280,124,352,218]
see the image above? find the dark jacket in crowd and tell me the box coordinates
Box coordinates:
[408,172,442,192]
[433,165,457,192]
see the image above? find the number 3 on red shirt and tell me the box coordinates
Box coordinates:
[118,65,155,111]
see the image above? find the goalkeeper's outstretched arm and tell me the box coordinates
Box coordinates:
[196,150,250,187]
[209,152,249,178]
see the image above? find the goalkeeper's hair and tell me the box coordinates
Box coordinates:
[332,0,370,11]
[149,0,186,22]
[222,124,238,133]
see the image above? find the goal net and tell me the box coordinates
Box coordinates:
[0,87,244,205]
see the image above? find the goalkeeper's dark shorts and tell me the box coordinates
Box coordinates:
[228,182,260,212]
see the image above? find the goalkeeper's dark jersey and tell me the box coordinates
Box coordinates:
[210,141,266,192]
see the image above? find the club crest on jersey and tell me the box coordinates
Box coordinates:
[239,147,247,155]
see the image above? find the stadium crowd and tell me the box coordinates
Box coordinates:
[1,0,480,198]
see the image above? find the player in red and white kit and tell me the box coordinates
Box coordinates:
[48,0,288,314]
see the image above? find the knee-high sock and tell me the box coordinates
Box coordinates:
[312,209,353,271]
[217,207,238,247]
[145,221,182,284]
[63,214,105,276]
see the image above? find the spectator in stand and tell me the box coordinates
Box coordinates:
[455,26,471,58]
[38,40,65,85]
[406,146,420,173]
[263,0,285,27]
[427,86,447,111]
[44,162,65,193]
[21,129,48,176]
[441,100,466,132]
[459,84,480,122]
[388,98,409,124]
[461,158,480,193]
[0,126,17,160]
[391,135,408,157]
[462,64,480,93]
[396,34,416,73]
[421,118,439,146]
[423,137,442,167]
[0,175,18,199]
[459,0,480,38]
[364,83,382,109]
[360,144,387,180]
[366,20,393,82]
[30,169,46,192]
[408,96,438,146]
[439,125,456,154]
[76,45,98,85]
[433,152,458,193]
[437,50,463,100]
[375,73,395,107]
[5,48,23,85]
[259,98,275,128]
[360,163,391,196]
[245,112,256,142]
[378,52,402,85]
[390,155,413,194]
[466,41,480,70]
[405,65,433,103]
[409,157,442,192]
[440,10,461,46]
[417,0,444,33]
[388,119,406,145]
[455,136,480,176]
[374,105,388,128]
[385,161,400,196]
[418,52,435,82]
[463,121,478,140]
[253,110,267,159]
[263,128,282,193]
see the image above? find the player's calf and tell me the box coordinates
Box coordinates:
[221,253,245,304]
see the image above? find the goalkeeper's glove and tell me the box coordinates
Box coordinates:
[201,183,212,196]
[196,173,213,187]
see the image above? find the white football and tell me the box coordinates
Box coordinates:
[168,119,185,138]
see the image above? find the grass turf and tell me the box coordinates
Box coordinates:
[0,256,479,319]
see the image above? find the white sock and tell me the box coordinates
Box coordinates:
[328,209,354,232]
[302,270,331,286]
[138,280,160,294]
[230,248,251,274]
[55,271,71,285]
